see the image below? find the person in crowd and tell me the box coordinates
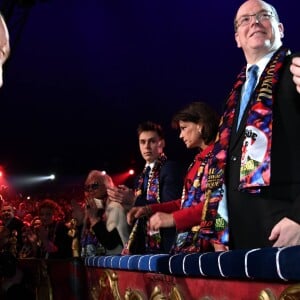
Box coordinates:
[0,226,35,299]
[22,213,33,227]
[15,202,28,221]
[205,0,300,250]
[35,199,72,259]
[127,102,228,254]
[17,216,43,259]
[81,170,130,255]
[0,203,25,255]
[18,225,41,259]
[0,225,10,252]
[108,121,184,254]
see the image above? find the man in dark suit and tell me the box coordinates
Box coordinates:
[108,121,184,253]
[1,203,25,254]
[210,0,300,249]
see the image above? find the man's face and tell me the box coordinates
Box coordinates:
[1,205,14,222]
[138,131,164,164]
[234,0,283,57]
[0,15,9,87]
[39,207,54,226]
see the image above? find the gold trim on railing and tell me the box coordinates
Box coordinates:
[279,283,300,300]
[149,285,167,300]
[99,269,122,300]
[258,288,276,300]
[169,286,184,300]
[124,287,146,300]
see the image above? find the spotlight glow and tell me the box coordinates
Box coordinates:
[9,174,56,187]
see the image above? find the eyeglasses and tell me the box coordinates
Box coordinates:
[84,182,100,192]
[235,10,274,29]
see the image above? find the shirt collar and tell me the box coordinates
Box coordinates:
[145,162,155,170]
[246,51,276,79]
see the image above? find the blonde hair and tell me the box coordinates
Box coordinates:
[85,170,114,189]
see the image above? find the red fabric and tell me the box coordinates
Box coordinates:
[149,200,204,231]
[173,202,205,231]
[149,146,213,232]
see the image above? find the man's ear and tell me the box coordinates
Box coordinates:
[235,32,241,48]
[278,23,284,38]
[158,139,165,149]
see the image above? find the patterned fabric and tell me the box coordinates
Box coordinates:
[135,153,167,204]
[239,48,288,192]
[171,145,215,254]
[123,153,168,255]
[181,150,212,209]
[201,46,290,245]
[80,227,105,257]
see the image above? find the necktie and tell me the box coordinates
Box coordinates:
[143,166,151,192]
[236,64,258,129]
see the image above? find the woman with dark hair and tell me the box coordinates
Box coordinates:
[35,199,72,259]
[127,102,228,254]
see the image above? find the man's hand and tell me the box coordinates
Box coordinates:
[148,212,175,231]
[290,57,300,94]
[107,185,135,207]
[126,206,148,225]
[269,217,300,247]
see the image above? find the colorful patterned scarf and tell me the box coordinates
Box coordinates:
[171,146,216,254]
[200,46,290,244]
[181,147,213,209]
[135,153,167,204]
[123,153,167,255]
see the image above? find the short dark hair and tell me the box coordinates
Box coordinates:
[172,101,220,144]
[137,121,164,139]
[38,198,59,213]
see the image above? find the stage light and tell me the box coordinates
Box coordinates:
[101,170,106,175]
[9,173,57,187]
[128,169,135,175]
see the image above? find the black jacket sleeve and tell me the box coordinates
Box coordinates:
[92,221,123,250]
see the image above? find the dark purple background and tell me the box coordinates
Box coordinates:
[0,0,299,181]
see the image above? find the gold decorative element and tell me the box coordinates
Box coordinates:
[150,286,167,300]
[169,286,184,300]
[67,218,80,258]
[99,269,121,300]
[279,283,300,300]
[124,288,146,300]
[258,288,276,300]
[90,285,100,300]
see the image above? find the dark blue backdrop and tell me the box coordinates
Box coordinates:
[0,0,299,178]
